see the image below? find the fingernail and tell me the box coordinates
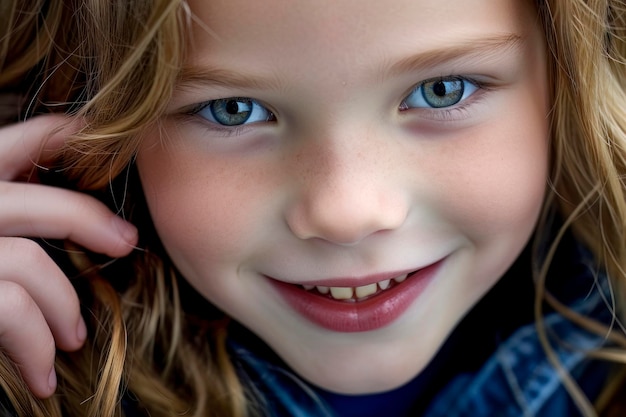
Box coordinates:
[77,318,87,343]
[111,216,138,243]
[48,368,57,391]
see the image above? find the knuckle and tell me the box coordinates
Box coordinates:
[5,238,50,266]
[0,281,36,320]
[69,193,109,219]
[0,238,61,288]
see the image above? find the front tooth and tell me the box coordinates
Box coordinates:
[355,283,377,299]
[378,279,391,290]
[316,286,330,294]
[303,285,315,290]
[330,287,353,300]
[394,274,408,283]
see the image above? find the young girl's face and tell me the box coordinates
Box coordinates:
[138,0,549,394]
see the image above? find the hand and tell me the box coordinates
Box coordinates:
[0,115,138,398]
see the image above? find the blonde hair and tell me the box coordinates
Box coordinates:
[0,0,625,416]
[532,1,626,415]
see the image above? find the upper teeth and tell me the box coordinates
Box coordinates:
[302,274,408,301]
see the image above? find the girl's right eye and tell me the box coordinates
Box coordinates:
[193,97,275,126]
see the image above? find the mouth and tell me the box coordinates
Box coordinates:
[268,259,444,332]
[300,272,412,302]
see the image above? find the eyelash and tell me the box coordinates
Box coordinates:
[186,75,488,134]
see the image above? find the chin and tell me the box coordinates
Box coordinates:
[293,354,429,395]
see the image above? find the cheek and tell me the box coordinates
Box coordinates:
[447,138,547,234]
[136,133,275,272]
[437,94,549,244]
[424,103,550,324]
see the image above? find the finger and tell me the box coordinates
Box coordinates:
[0,238,86,353]
[0,182,138,258]
[0,280,58,398]
[0,114,80,181]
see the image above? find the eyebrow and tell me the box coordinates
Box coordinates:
[177,67,283,91]
[176,33,524,92]
[386,33,524,77]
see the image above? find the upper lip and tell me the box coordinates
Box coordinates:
[266,265,430,288]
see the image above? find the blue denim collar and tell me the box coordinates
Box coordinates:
[423,260,613,416]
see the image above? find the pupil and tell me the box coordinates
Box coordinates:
[226,100,239,114]
[433,81,447,97]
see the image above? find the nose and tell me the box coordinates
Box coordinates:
[285,132,409,245]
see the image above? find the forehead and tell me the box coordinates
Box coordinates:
[185,0,535,69]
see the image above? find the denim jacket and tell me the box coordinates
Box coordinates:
[230,237,615,417]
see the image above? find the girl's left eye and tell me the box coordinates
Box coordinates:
[193,98,274,126]
[402,77,479,109]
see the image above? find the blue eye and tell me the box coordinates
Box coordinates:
[403,77,478,109]
[195,98,274,126]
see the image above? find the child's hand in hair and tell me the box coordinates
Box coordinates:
[0,115,138,398]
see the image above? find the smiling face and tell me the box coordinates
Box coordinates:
[137,0,550,394]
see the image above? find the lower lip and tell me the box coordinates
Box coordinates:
[268,260,444,332]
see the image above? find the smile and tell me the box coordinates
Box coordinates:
[269,259,445,332]
[301,273,410,301]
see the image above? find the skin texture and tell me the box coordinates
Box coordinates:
[138,0,550,394]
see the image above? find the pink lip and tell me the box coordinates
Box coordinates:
[268,259,444,332]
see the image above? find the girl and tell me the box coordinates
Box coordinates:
[0,0,625,416]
